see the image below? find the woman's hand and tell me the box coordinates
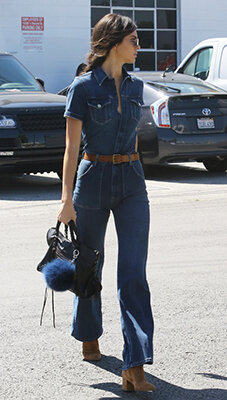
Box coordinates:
[58,200,76,225]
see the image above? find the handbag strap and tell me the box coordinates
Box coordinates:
[68,220,78,241]
[40,288,56,328]
[56,220,69,239]
[56,219,79,246]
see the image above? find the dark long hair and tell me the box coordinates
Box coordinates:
[86,14,137,71]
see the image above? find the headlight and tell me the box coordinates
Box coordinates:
[0,116,16,128]
[150,98,170,128]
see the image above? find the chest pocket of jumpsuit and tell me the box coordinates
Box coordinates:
[87,97,112,125]
[129,97,143,122]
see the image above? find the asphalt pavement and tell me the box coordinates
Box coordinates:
[0,163,226,400]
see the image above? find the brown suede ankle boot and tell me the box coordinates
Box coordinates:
[82,339,101,361]
[122,365,156,392]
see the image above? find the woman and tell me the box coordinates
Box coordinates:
[58,13,155,392]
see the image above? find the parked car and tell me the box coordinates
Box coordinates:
[175,38,227,91]
[59,71,227,173]
[135,71,227,172]
[0,52,66,178]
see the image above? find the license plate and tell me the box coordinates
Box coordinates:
[0,151,14,156]
[197,117,215,129]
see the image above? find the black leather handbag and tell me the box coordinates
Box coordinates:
[37,220,101,327]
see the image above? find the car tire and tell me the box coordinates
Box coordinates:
[141,164,151,176]
[203,157,227,172]
[57,171,63,180]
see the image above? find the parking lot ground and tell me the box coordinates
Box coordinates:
[0,163,226,400]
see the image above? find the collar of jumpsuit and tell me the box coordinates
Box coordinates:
[64,66,144,155]
[93,65,134,86]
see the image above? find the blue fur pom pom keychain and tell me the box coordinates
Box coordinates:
[43,258,75,292]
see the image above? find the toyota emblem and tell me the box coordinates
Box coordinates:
[202,108,211,116]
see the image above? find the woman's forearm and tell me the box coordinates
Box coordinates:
[61,117,82,204]
[135,135,138,152]
[61,145,79,203]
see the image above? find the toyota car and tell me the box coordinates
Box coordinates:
[136,71,227,172]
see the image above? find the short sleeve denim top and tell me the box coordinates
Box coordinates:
[64,66,144,155]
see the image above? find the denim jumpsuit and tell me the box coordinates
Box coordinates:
[64,66,154,370]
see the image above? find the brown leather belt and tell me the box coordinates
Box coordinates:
[83,152,139,164]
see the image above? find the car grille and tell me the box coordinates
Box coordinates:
[45,135,65,147]
[17,112,66,131]
[0,138,21,148]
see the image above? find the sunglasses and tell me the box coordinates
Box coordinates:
[130,37,140,47]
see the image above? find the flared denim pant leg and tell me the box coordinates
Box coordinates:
[113,190,154,371]
[71,206,110,341]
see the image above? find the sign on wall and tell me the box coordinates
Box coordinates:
[21,17,44,52]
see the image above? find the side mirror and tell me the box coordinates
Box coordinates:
[57,86,69,96]
[194,70,209,80]
[166,65,176,73]
[35,78,45,90]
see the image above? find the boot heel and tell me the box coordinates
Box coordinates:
[122,375,135,391]
[122,366,156,392]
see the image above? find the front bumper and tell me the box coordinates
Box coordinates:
[0,148,65,174]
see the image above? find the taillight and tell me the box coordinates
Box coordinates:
[150,98,170,128]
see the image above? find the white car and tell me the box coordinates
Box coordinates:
[175,38,227,91]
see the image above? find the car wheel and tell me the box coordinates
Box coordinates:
[141,164,151,176]
[57,171,63,180]
[139,151,148,174]
[203,157,227,172]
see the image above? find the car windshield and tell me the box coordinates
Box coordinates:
[0,55,42,92]
[147,81,219,94]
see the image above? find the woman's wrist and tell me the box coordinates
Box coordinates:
[61,198,73,204]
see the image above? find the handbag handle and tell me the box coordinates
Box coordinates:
[56,220,78,246]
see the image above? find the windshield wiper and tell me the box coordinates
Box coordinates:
[147,82,181,93]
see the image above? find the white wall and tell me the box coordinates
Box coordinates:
[180,0,227,60]
[0,0,90,92]
[2,0,227,86]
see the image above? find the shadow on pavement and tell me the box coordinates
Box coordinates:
[1,163,227,202]
[0,173,61,201]
[196,373,227,381]
[88,355,226,400]
[144,163,227,185]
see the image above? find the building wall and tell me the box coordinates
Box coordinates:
[180,0,227,60]
[0,0,90,92]
[1,0,227,92]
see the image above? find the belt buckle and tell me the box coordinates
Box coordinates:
[113,154,121,164]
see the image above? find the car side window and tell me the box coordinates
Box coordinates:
[219,46,227,79]
[182,52,197,76]
[180,47,213,81]
[194,47,213,80]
